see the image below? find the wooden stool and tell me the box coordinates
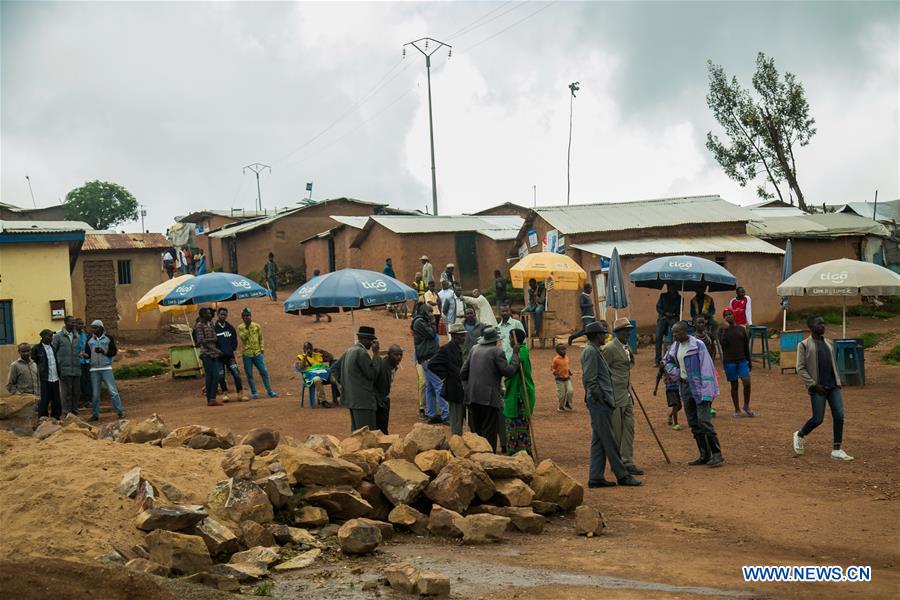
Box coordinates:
[748,325,771,370]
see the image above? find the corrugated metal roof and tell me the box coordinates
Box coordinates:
[177,209,272,223]
[0,220,93,233]
[573,235,784,257]
[208,208,303,238]
[329,215,369,229]
[747,213,890,239]
[838,200,899,224]
[748,206,807,218]
[367,215,523,234]
[532,195,751,235]
[82,232,171,251]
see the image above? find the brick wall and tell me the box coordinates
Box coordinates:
[82,259,118,334]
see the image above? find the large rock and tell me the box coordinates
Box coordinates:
[403,423,448,453]
[294,506,329,528]
[119,467,143,498]
[96,419,129,441]
[374,459,430,506]
[33,419,61,440]
[133,480,158,512]
[257,473,292,509]
[375,432,400,452]
[178,571,241,592]
[574,505,605,537]
[145,529,212,575]
[337,519,382,554]
[302,433,343,457]
[241,427,280,455]
[427,505,463,538]
[358,480,391,521]
[207,478,274,524]
[240,520,276,548]
[273,548,322,571]
[480,506,545,534]
[186,433,232,450]
[493,478,535,507]
[452,514,510,544]
[340,427,381,454]
[470,451,535,481]
[355,518,394,541]
[425,458,494,513]
[62,412,94,432]
[125,558,170,577]
[119,414,168,444]
[531,500,562,515]
[415,571,451,597]
[265,524,320,547]
[49,422,96,440]
[210,561,268,583]
[414,450,453,476]
[161,424,235,449]
[530,459,584,511]
[194,517,240,559]
[229,546,281,566]
[386,437,419,462]
[385,561,419,593]
[341,448,385,479]
[300,486,373,521]
[0,394,35,419]
[387,504,428,535]
[291,451,365,487]
[136,505,208,532]
[448,432,493,458]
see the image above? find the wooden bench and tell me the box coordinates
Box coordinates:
[520,311,564,350]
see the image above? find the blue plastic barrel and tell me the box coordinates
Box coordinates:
[779,330,803,352]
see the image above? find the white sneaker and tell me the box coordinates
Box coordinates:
[831,449,854,461]
[792,431,805,456]
[221,394,230,403]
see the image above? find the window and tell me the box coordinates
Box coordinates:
[275,230,286,240]
[0,300,13,345]
[714,255,727,268]
[117,260,133,285]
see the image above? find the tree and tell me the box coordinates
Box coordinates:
[64,180,139,230]
[705,52,816,210]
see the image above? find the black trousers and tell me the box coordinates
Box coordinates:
[350,408,377,432]
[79,364,92,406]
[39,379,62,419]
[201,355,220,402]
[376,400,390,435]
[218,357,243,393]
[587,401,629,481]
[468,404,500,452]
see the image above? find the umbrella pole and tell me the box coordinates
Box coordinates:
[842,297,847,339]
[679,280,685,321]
[782,307,787,332]
[184,312,202,376]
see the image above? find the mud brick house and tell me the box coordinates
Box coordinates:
[206,198,394,278]
[349,215,524,290]
[510,195,785,334]
[300,215,369,274]
[71,233,172,337]
[174,209,271,272]
[473,202,532,219]
[0,201,68,221]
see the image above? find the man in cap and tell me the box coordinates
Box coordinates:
[428,322,467,435]
[602,318,643,476]
[420,255,434,286]
[336,326,381,431]
[32,329,62,419]
[440,263,456,287]
[237,307,277,399]
[373,344,403,434]
[87,319,125,421]
[412,272,427,302]
[582,321,642,487]
[52,315,82,416]
[461,326,521,451]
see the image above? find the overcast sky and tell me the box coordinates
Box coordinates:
[2,1,897,232]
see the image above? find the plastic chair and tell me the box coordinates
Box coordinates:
[748,325,771,370]
[835,339,865,386]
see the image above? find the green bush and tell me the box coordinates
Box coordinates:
[247,263,305,291]
[766,350,781,365]
[860,332,885,349]
[482,282,525,307]
[114,361,169,380]
[884,345,900,366]
[252,581,274,596]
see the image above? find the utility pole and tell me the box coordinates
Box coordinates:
[25,175,36,207]
[533,185,537,208]
[243,163,271,212]
[567,82,580,206]
[403,37,451,216]
[140,205,147,232]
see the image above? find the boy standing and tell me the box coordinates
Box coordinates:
[214,307,248,402]
[718,308,754,418]
[551,344,574,411]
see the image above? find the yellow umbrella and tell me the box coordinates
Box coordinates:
[136,274,198,321]
[509,252,587,291]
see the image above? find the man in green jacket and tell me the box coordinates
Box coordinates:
[52,315,82,416]
[602,318,643,476]
[337,326,380,431]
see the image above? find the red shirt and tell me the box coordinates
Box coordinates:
[729,296,750,325]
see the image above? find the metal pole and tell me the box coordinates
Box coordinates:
[567,93,573,206]
[25,175,36,208]
[255,172,262,212]
[243,163,271,212]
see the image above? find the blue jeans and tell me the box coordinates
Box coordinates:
[91,369,124,418]
[799,387,844,447]
[243,354,274,397]
[422,362,448,420]
[522,303,545,336]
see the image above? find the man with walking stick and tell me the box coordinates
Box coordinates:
[602,318,644,476]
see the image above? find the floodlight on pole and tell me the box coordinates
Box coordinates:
[567,81,580,206]
[243,163,271,212]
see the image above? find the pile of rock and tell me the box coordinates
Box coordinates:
[110,422,593,596]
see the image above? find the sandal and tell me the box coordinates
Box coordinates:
[732,411,743,418]
[742,409,757,417]
[671,423,682,431]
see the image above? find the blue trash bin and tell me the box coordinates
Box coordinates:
[628,319,637,353]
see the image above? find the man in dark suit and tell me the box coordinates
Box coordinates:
[602,317,643,476]
[428,323,467,435]
[461,326,520,451]
[336,326,380,431]
[31,329,62,419]
[373,344,403,435]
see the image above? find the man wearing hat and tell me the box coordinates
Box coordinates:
[602,318,643,476]
[237,308,278,399]
[420,255,434,286]
[87,320,125,421]
[440,263,456,287]
[373,344,403,434]
[581,321,641,487]
[337,326,381,431]
[461,326,521,451]
[427,322,467,435]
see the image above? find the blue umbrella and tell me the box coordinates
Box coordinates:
[629,255,736,292]
[284,269,418,315]
[780,239,793,330]
[605,247,628,315]
[159,272,270,305]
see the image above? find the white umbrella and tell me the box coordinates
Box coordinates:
[776,258,900,337]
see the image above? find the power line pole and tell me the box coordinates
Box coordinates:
[403,37,451,216]
[140,205,147,232]
[243,163,271,212]
[25,175,36,207]
[567,82,579,206]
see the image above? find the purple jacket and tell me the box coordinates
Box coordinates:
[664,335,719,404]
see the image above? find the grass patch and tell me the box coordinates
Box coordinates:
[766,350,781,365]
[884,345,900,366]
[252,581,274,596]
[125,348,141,357]
[113,360,168,380]
[860,332,886,348]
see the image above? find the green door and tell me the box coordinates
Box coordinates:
[454,233,479,289]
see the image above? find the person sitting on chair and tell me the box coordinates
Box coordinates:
[295,342,335,407]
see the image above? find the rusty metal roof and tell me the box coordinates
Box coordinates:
[82,232,171,251]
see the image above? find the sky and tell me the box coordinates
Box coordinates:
[2,1,898,232]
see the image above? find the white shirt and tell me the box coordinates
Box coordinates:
[43,343,59,382]
[676,340,690,380]
[463,295,498,327]
[162,251,173,262]
[437,288,454,316]
[497,317,525,361]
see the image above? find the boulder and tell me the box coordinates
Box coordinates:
[385,561,418,593]
[62,412,94,431]
[470,451,535,481]
[194,517,240,559]
[210,561,267,583]
[125,558,169,577]
[481,506,545,534]
[374,459,430,506]
[96,419,129,441]
[403,423,448,453]
[375,432,400,452]
[119,413,168,444]
[130,544,150,560]
[386,437,419,462]
[160,425,205,448]
[294,506,329,528]
[291,451,365,487]
[531,500,562,516]
[343,447,386,478]
[157,482,186,502]
[240,520,276,548]
[186,433,231,450]
[273,548,322,571]
[207,478,274,524]
[355,518,394,541]
[424,458,494,513]
[414,450,453,476]
[33,420,61,440]
[133,480,158,512]
[145,529,212,575]
[220,445,255,479]
[136,505,208,532]
[448,432,493,458]
[119,467,143,498]
[49,422,97,440]
[0,394,35,419]
[530,459,584,511]
[257,473,293,509]
[300,486,373,521]
[265,525,319,548]
[415,571,451,597]
[241,427,280,455]
[302,433,343,457]
[337,519,382,554]
[427,505,463,538]
[340,427,381,454]
[452,514,510,544]
[387,504,428,535]
[229,546,281,566]
[179,571,241,593]
[574,505,605,537]
[357,480,391,521]
[493,478,535,507]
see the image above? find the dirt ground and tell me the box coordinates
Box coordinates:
[2,297,898,599]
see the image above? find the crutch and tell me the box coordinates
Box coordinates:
[630,384,670,464]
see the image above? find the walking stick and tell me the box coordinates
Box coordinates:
[630,384,670,465]
[517,362,539,463]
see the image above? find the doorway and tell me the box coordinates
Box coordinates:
[454,233,479,289]
[327,237,336,272]
[227,238,239,274]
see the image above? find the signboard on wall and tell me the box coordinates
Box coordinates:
[557,235,566,254]
[545,230,558,254]
[518,242,529,258]
[527,228,539,248]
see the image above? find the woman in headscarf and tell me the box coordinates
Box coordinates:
[502,328,536,456]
